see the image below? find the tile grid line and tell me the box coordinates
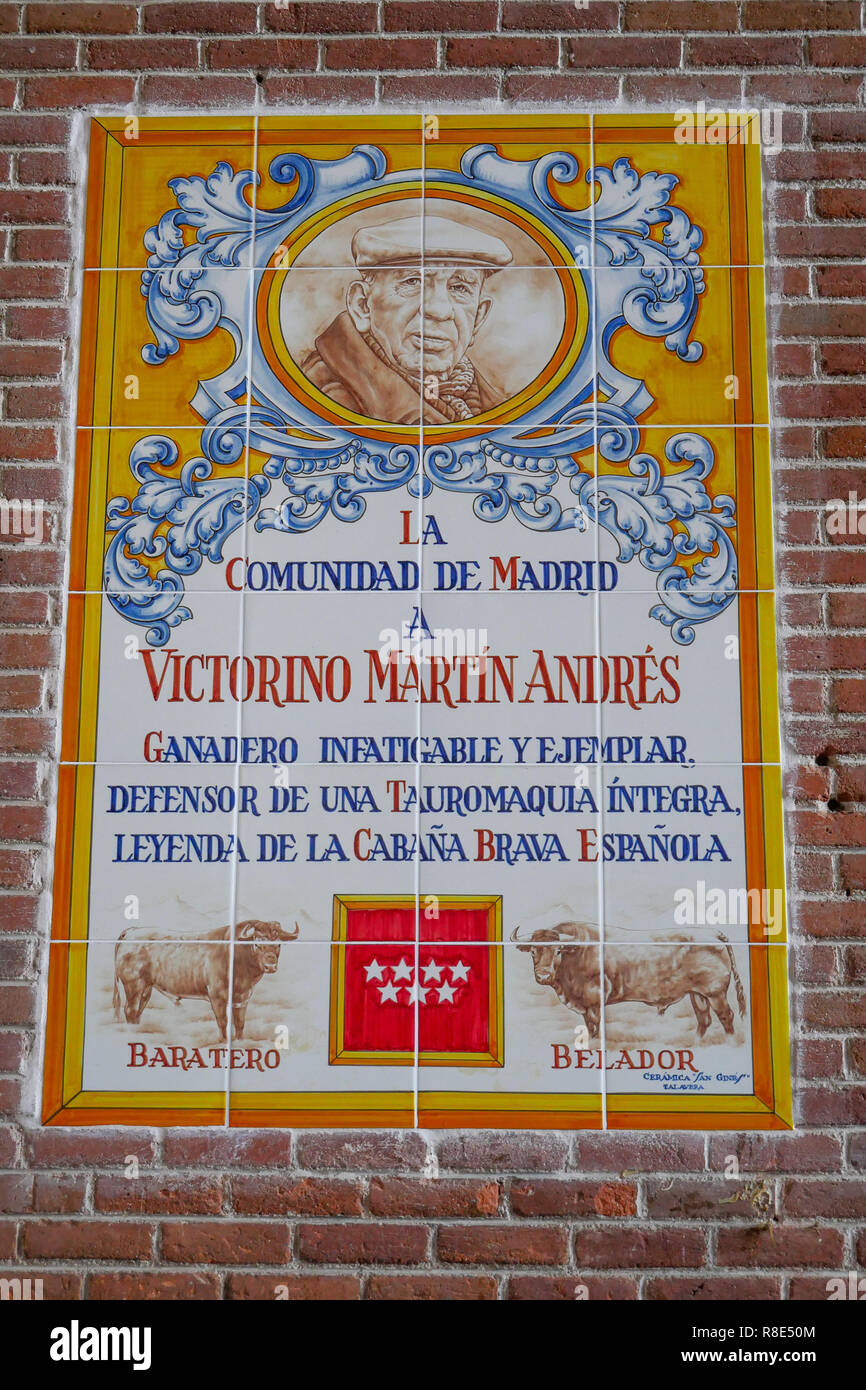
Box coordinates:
[224,112,261,1129]
[591,111,610,1134]
[414,120,426,1129]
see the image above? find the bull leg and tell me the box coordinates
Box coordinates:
[690,991,712,1038]
[709,990,735,1036]
[122,980,150,1024]
[208,989,229,1042]
[232,994,250,1040]
[584,1006,601,1040]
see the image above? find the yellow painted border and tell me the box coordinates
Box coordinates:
[43,115,791,1130]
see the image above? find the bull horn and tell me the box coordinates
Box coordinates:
[510,926,522,942]
[281,920,299,940]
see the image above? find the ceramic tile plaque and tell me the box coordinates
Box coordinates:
[44,114,791,1129]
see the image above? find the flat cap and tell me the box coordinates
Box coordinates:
[351,215,513,269]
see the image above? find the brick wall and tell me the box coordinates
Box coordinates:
[0,0,864,1300]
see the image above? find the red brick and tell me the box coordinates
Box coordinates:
[625,1,738,29]
[751,70,863,103]
[86,38,200,70]
[817,188,866,222]
[299,1222,428,1265]
[504,73,619,101]
[162,1131,292,1167]
[0,802,47,840]
[231,1175,363,1217]
[797,1038,844,1079]
[267,3,377,33]
[383,73,500,102]
[27,5,138,34]
[822,424,866,455]
[0,1270,81,1298]
[94,1175,224,1215]
[0,1030,26,1071]
[840,856,866,892]
[573,1133,705,1172]
[776,150,866,183]
[783,1180,866,1218]
[369,1177,500,1218]
[13,229,71,261]
[0,675,44,712]
[0,188,67,226]
[811,110,866,142]
[262,75,376,104]
[366,1273,498,1299]
[504,1,618,28]
[0,718,54,757]
[162,1221,290,1265]
[388,2,499,31]
[207,38,318,70]
[744,0,860,27]
[790,1275,857,1299]
[804,989,866,1028]
[790,851,833,893]
[0,344,62,377]
[24,75,136,107]
[575,1227,706,1268]
[646,1179,760,1220]
[89,1272,221,1299]
[811,35,866,66]
[27,1130,157,1168]
[511,1179,636,1218]
[141,74,257,104]
[0,38,78,68]
[0,981,35,1019]
[440,1223,567,1266]
[786,635,866,670]
[0,1173,32,1213]
[799,1087,866,1124]
[297,1131,426,1172]
[32,1175,87,1214]
[227,1273,360,1299]
[708,1132,843,1173]
[508,1273,637,1299]
[0,895,38,930]
[16,151,72,186]
[326,37,436,68]
[567,35,681,67]
[647,1275,783,1299]
[717,1226,844,1268]
[143,3,258,33]
[776,226,866,258]
[690,34,802,64]
[832,593,866,629]
[0,114,69,144]
[23,1220,153,1262]
[0,267,66,301]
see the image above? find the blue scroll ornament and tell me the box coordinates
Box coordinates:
[108,146,734,644]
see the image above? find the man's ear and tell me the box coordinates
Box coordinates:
[469,296,492,344]
[346,279,372,333]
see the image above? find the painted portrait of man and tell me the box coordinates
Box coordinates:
[300,214,514,423]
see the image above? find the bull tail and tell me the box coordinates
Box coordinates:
[719,933,746,1018]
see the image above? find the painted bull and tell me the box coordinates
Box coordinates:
[113,919,299,1040]
[512,921,746,1040]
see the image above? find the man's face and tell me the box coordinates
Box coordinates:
[347,265,491,377]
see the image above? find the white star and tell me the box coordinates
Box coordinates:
[437,980,456,1003]
[392,957,413,982]
[450,960,470,982]
[364,959,385,982]
[406,983,428,1004]
[379,980,401,1003]
[422,960,442,982]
